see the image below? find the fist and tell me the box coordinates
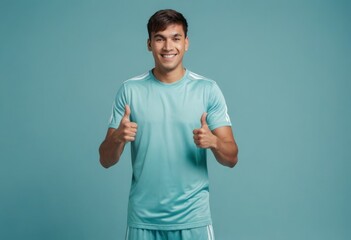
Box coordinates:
[114,105,138,143]
[193,112,216,149]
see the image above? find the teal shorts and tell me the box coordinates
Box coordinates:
[125,225,215,240]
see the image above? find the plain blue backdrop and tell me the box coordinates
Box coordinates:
[1,0,350,239]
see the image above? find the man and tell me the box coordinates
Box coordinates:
[99,9,238,240]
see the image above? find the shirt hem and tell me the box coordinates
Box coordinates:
[208,122,232,131]
[107,124,118,129]
[127,219,212,231]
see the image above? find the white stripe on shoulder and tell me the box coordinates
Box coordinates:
[188,71,214,83]
[189,71,207,80]
[125,72,149,82]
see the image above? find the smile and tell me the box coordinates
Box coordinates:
[161,54,177,58]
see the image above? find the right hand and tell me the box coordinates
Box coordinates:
[113,105,137,143]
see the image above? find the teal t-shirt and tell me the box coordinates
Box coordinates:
[108,69,232,230]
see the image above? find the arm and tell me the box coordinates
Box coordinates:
[210,126,238,168]
[193,113,238,168]
[99,105,137,168]
[99,128,126,168]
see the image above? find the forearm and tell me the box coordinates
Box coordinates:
[99,136,126,168]
[210,138,238,168]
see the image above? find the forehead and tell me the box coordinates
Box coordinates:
[151,24,185,38]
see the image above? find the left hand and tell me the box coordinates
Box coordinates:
[193,112,217,149]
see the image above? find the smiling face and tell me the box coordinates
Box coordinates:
[148,24,189,76]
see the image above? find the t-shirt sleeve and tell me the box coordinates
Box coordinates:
[206,82,232,131]
[108,84,128,129]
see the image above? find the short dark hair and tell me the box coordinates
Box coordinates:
[147,9,188,39]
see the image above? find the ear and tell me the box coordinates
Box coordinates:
[147,39,152,51]
[185,36,189,51]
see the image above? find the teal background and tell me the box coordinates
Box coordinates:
[1,0,350,239]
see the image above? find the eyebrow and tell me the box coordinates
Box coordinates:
[153,33,183,39]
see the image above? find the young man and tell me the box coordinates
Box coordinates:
[99,9,238,240]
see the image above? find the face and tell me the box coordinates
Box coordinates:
[148,24,189,74]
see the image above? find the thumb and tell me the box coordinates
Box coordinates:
[200,112,208,127]
[123,104,131,120]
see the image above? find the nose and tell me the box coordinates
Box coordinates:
[163,39,173,51]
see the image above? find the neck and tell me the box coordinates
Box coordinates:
[152,67,186,84]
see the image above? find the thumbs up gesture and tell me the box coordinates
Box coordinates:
[114,105,138,143]
[193,112,216,149]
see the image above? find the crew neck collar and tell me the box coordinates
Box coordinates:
[150,69,189,87]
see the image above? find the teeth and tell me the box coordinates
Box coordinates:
[162,54,176,58]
